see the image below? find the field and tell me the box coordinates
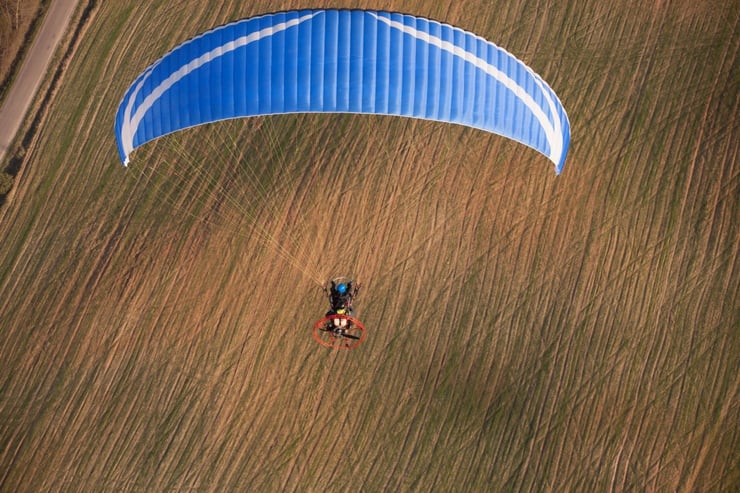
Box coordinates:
[0,0,737,491]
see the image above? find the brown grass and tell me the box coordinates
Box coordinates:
[0,0,738,491]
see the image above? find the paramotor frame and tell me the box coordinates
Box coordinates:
[312,314,366,350]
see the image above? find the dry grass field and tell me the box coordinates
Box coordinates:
[1,0,738,491]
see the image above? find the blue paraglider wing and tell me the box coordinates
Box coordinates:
[115,10,570,173]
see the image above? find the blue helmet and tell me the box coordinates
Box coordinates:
[336,283,348,295]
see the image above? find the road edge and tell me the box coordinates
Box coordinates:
[0,0,95,211]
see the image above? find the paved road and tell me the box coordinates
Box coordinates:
[0,0,80,164]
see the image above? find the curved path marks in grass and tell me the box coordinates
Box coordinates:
[0,0,79,164]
